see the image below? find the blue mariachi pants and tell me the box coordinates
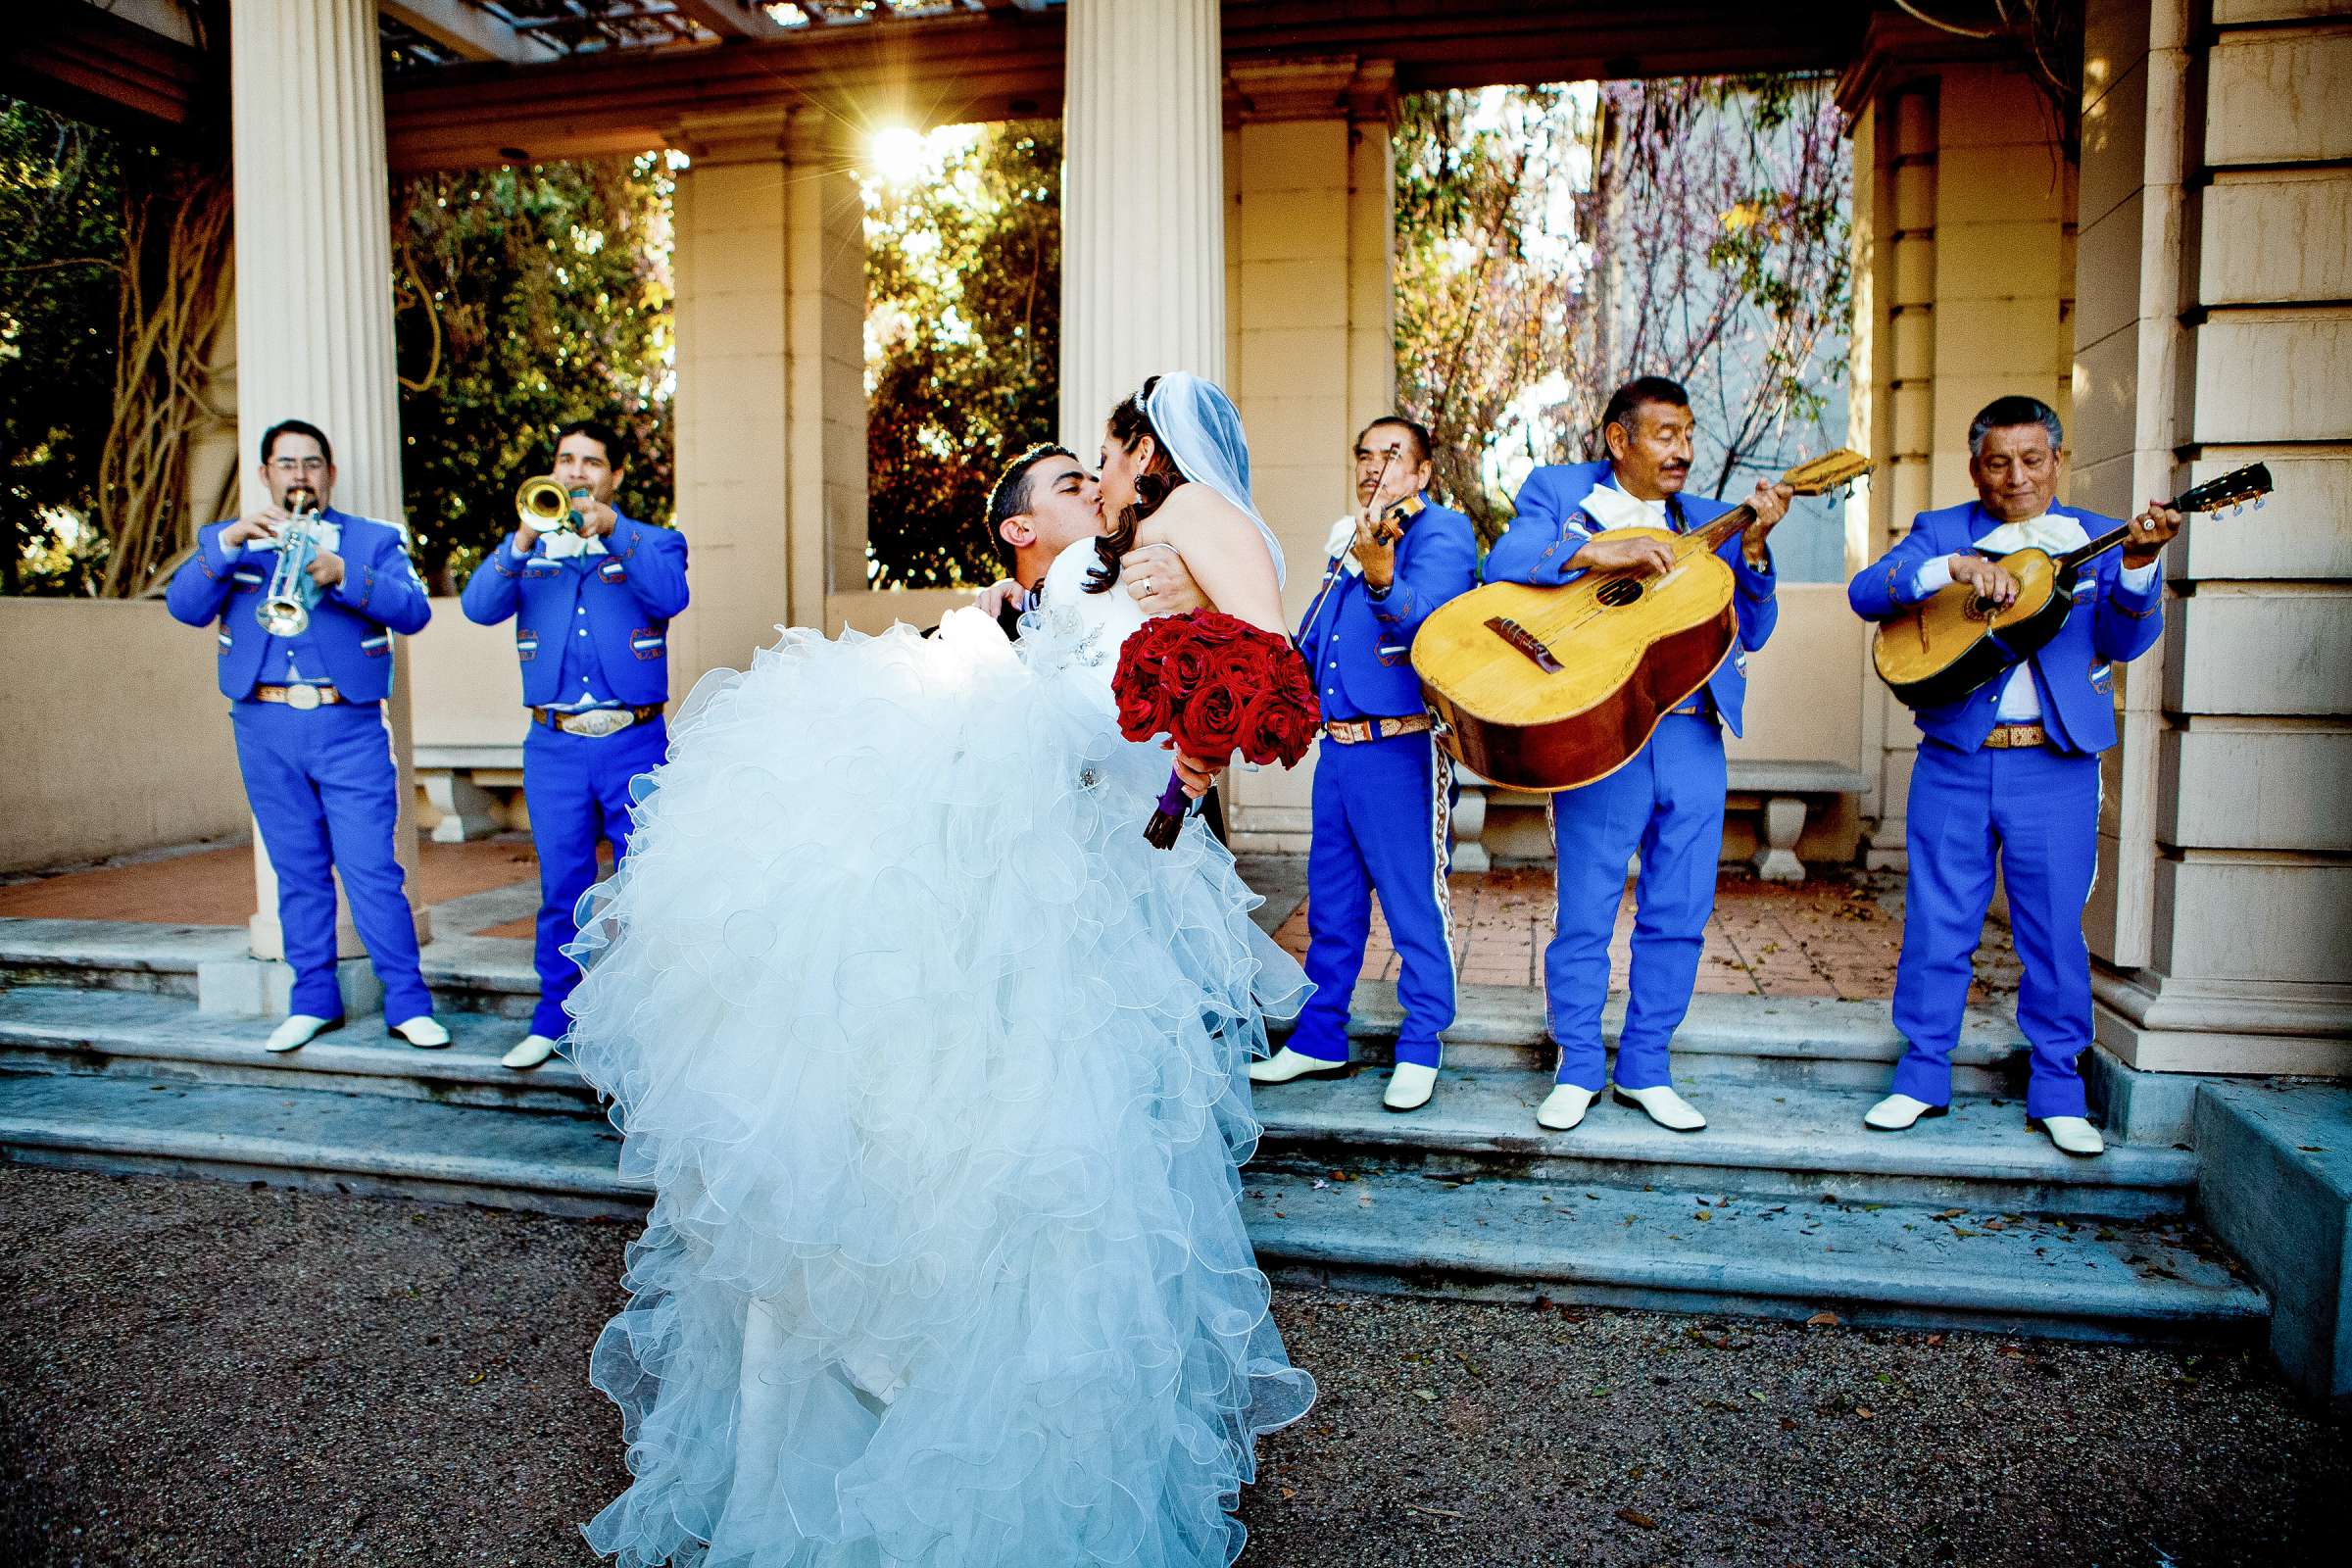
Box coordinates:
[1544,712,1725,1091]
[1288,729,1456,1068]
[1892,740,2098,1120]
[523,716,667,1039]
[230,700,432,1023]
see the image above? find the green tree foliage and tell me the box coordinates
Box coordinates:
[393,154,676,591]
[861,121,1060,589]
[1394,78,1851,544]
[0,98,132,594]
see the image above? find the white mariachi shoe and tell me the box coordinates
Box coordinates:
[502,1033,560,1071]
[264,1014,341,1054]
[1536,1082,1597,1132]
[2033,1114,2106,1157]
[1863,1093,1948,1132]
[1382,1062,1438,1113]
[388,1014,452,1050]
[1249,1048,1349,1085]
[1613,1083,1707,1132]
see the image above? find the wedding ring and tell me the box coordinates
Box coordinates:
[1136,576,1152,595]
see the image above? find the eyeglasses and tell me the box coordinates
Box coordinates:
[269,457,329,473]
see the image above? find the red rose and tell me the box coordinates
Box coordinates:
[1184,611,1250,649]
[1240,688,1316,767]
[1206,643,1261,693]
[1177,680,1250,760]
[1115,680,1173,743]
[1163,640,1211,695]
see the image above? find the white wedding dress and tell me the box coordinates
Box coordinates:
[565,536,1316,1567]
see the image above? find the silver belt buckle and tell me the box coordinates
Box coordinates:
[284,683,322,711]
[567,709,632,739]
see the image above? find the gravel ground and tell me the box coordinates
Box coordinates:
[1,1164,2341,1567]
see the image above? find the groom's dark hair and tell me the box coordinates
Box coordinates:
[983,443,1078,571]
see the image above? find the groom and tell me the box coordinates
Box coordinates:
[979,444,1206,626]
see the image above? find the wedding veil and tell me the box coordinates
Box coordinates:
[1141,371,1286,588]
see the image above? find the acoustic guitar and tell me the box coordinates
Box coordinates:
[1870,463,2273,709]
[1413,451,1873,792]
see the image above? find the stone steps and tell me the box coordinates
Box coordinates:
[1249,1067,2196,1219]
[0,985,2180,1220]
[0,917,2028,1091]
[0,986,588,1112]
[1246,1164,2263,1344]
[0,1068,2262,1344]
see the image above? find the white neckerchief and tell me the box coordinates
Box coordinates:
[1578,474,1671,532]
[539,529,610,561]
[1323,515,1364,576]
[1974,511,2086,556]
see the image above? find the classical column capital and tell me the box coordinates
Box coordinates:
[1346,58,1399,128]
[1225,55,1357,125]
[666,107,794,167]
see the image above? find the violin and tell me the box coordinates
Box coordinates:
[1361,449,1422,547]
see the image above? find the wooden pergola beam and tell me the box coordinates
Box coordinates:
[378,1,545,65]
[674,0,791,35]
[384,0,1867,170]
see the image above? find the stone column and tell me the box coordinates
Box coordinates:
[1838,54,2078,871]
[219,0,426,1007]
[2077,0,2352,1076]
[1058,0,1226,452]
[667,108,868,675]
[1218,55,1397,853]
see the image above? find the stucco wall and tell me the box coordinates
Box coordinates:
[0,601,250,872]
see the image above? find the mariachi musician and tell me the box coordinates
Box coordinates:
[1849,395,2180,1157]
[1482,376,1789,1135]
[165,417,447,1054]
[460,417,688,1070]
[1250,416,1477,1113]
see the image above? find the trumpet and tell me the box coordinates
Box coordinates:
[516,473,590,535]
[256,484,325,639]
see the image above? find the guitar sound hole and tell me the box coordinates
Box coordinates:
[1596,578,1644,608]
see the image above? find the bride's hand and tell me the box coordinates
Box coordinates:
[971,578,1025,619]
[1169,747,1224,799]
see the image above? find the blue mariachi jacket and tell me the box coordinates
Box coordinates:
[1296,494,1478,721]
[1483,460,1779,736]
[1849,500,2162,755]
[166,509,432,702]
[458,514,690,709]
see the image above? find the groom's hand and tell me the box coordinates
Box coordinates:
[1121,543,1205,615]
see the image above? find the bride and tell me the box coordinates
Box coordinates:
[564,372,1317,1567]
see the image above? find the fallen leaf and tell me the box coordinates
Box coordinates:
[1805,1311,1840,1328]
[1925,1334,1945,1348]
[1932,1208,1966,1221]
[1404,1502,1464,1519]
[1694,1210,1713,1222]
[1855,1407,1876,1419]
[1615,1508,1659,1530]
[1778,1417,1797,1432]
[1412,1389,1436,1401]
[1280,1487,1298,1500]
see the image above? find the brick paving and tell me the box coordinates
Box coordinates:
[1269,866,2023,1004]
[0,837,541,929]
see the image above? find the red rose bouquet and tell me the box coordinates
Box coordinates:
[1112,610,1321,849]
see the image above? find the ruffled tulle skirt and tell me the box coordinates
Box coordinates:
[564,610,1315,1567]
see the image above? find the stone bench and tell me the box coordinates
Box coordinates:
[1450,758,1866,882]
[415,744,523,844]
